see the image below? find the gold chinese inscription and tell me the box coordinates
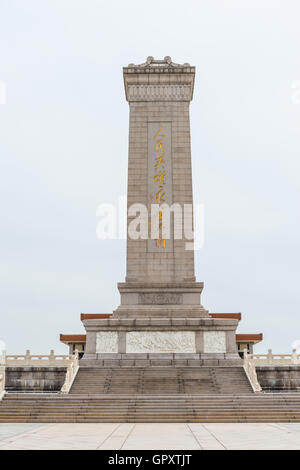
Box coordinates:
[150,125,167,248]
[147,122,172,253]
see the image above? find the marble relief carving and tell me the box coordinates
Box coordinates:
[96,332,118,353]
[203,331,226,353]
[126,331,195,353]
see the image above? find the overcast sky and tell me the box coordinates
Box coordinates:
[0,0,300,354]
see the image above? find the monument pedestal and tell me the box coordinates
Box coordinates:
[114,281,208,318]
[82,280,240,363]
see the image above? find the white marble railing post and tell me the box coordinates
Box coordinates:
[25,349,31,366]
[49,349,56,366]
[292,349,298,365]
[267,349,273,365]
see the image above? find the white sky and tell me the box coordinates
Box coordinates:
[0,0,300,354]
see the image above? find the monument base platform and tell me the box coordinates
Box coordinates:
[82,316,239,357]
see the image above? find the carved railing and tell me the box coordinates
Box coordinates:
[3,349,74,367]
[249,349,300,366]
[243,351,262,392]
[0,349,78,398]
[0,351,6,400]
[60,350,79,394]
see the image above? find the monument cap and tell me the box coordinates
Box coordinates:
[123,56,195,102]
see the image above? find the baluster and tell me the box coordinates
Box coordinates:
[292,348,298,365]
[25,349,31,366]
[267,349,273,365]
[49,349,55,366]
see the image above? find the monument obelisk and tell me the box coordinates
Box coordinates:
[116,56,207,318]
[82,57,240,362]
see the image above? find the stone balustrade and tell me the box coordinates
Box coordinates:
[61,350,79,394]
[0,349,78,399]
[244,349,300,393]
[243,351,262,392]
[249,349,300,366]
[1,349,74,367]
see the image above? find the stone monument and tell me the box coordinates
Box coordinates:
[82,57,240,365]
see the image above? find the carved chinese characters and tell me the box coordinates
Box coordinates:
[147,122,173,253]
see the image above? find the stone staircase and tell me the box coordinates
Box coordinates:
[1,366,300,423]
[69,367,253,395]
[1,394,300,423]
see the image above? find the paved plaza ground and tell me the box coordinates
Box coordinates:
[0,422,300,450]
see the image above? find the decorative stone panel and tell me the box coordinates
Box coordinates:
[126,331,195,353]
[203,331,226,353]
[96,332,118,353]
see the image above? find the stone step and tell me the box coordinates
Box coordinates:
[1,409,300,414]
[5,394,300,401]
[5,395,300,402]
[69,366,253,395]
[2,397,300,422]
[1,412,300,415]
[3,401,300,406]
[2,385,300,423]
[3,406,295,411]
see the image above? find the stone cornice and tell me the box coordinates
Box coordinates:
[124,56,194,72]
[123,56,195,102]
